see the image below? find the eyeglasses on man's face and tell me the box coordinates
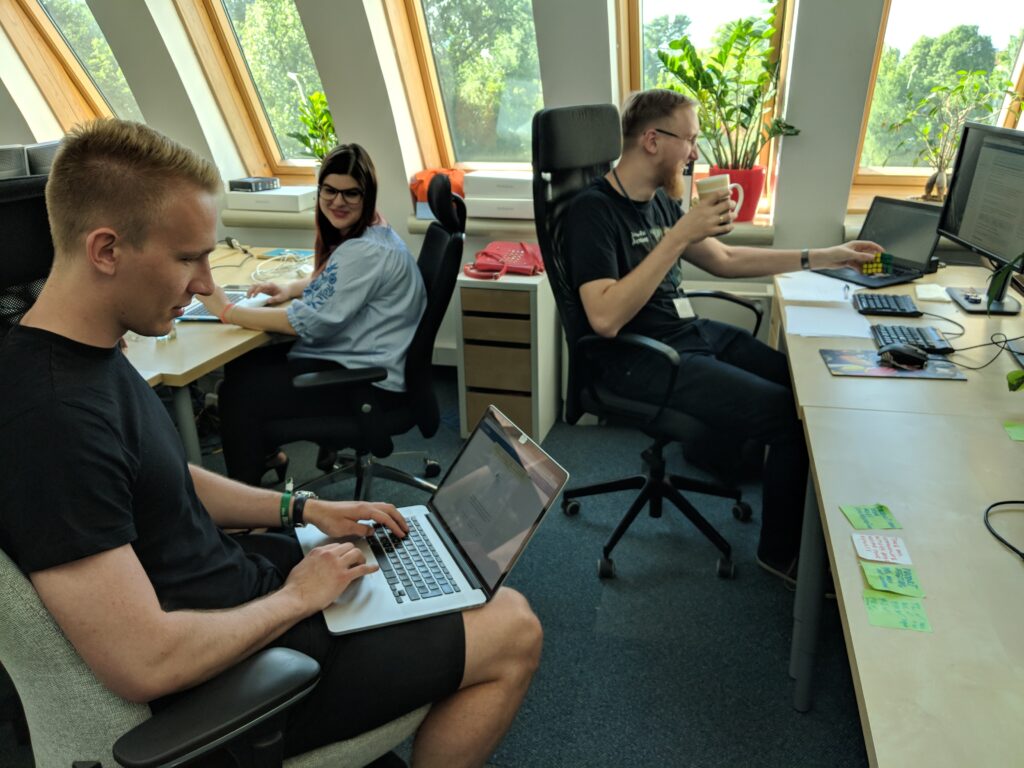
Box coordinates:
[318,184,364,204]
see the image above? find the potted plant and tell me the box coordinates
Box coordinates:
[888,69,1021,201]
[657,13,797,222]
[286,72,337,163]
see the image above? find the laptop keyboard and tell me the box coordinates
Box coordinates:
[871,324,954,354]
[852,293,921,317]
[368,518,460,604]
[181,290,248,319]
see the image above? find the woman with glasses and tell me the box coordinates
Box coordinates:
[198,143,426,485]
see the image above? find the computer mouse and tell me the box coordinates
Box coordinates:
[877,342,929,369]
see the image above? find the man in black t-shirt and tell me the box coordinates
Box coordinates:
[562,89,881,583]
[0,119,541,763]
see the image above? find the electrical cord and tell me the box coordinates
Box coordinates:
[251,253,312,282]
[941,331,1024,371]
[920,311,966,338]
[212,237,255,270]
[983,500,1024,560]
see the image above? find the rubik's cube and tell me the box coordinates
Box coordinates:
[861,252,894,275]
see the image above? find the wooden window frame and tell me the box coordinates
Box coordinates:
[173,0,316,181]
[0,0,112,131]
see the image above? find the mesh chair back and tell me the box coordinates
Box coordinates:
[531,104,622,423]
[0,548,150,767]
[402,174,466,438]
[0,175,53,337]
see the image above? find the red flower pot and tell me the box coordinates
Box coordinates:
[708,165,765,222]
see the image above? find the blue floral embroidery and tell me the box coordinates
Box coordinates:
[304,261,338,311]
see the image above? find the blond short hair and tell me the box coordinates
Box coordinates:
[46,119,221,255]
[620,89,697,147]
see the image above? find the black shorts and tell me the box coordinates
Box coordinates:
[244,532,466,756]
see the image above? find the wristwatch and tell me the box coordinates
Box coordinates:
[292,491,318,527]
[800,248,811,270]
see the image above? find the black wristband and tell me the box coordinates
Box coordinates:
[800,248,811,270]
[292,494,311,527]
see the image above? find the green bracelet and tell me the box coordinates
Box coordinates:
[279,490,292,528]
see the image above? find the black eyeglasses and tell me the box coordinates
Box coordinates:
[318,184,364,204]
[653,128,682,139]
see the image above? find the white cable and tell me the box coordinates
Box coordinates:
[251,252,313,282]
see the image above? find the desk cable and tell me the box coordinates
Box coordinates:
[983,501,1024,560]
[212,237,255,270]
[940,331,1024,371]
[251,252,313,282]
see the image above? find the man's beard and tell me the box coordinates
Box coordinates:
[661,164,686,201]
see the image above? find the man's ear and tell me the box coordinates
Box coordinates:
[85,228,120,276]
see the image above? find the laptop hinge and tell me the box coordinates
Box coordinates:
[423,508,487,594]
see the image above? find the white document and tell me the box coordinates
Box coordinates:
[915,284,952,303]
[852,533,912,565]
[784,305,872,338]
[776,270,856,303]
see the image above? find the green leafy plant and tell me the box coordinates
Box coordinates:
[285,72,337,161]
[656,14,798,169]
[888,69,1022,199]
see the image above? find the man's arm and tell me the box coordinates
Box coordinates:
[30,540,372,702]
[683,237,883,278]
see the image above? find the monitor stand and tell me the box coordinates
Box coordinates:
[946,287,1021,316]
[1007,338,1024,370]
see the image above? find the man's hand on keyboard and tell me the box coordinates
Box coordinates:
[304,500,409,540]
[815,240,885,269]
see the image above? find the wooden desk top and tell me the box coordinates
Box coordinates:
[802,406,1024,768]
[777,266,1024,417]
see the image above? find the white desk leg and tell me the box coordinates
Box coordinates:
[790,471,826,712]
[171,386,203,465]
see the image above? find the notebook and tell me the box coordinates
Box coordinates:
[295,405,569,635]
[816,197,941,288]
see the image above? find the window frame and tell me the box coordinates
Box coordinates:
[0,0,112,130]
[172,0,318,181]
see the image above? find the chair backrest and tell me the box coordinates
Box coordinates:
[531,104,622,423]
[0,547,150,767]
[403,173,467,438]
[0,175,53,339]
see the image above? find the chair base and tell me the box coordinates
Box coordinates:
[299,450,439,500]
[561,438,749,579]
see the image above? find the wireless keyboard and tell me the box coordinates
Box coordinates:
[853,293,922,317]
[870,323,954,355]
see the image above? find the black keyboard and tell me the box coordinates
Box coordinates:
[871,324,954,355]
[853,293,921,317]
[367,518,460,605]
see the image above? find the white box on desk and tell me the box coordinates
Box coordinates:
[465,197,534,220]
[225,186,317,212]
[463,170,533,199]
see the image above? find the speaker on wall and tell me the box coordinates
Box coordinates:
[26,140,61,175]
[0,146,28,180]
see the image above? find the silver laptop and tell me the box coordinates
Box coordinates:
[179,290,271,321]
[816,196,941,288]
[296,405,569,635]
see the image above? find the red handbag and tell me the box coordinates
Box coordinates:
[463,241,544,280]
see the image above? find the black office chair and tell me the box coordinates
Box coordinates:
[268,173,467,499]
[0,175,52,340]
[532,104,762,579]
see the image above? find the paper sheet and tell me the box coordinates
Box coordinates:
[861,563,924,597]
[776,270,857,303]
[862,589,932,632]
[1003,421,1024,441]
[785,305,873,338]
[852,533,912,564]
[840,503,902,530]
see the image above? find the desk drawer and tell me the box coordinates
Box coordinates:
[462,316,531,344]
[464,344,531,391]
[466,391,533,435]
[461,287,530,315]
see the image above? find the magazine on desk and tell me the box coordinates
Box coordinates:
[819,349,966,380]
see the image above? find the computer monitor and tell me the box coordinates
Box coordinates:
[938,121,1024,315]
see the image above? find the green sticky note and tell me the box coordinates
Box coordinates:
[1003,421,1024,441]
[840,503,901,530]
[861,562,924,597]
[862,589,932,632]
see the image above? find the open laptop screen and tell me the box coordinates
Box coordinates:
[859,198,940,271]
[430,407,567,590]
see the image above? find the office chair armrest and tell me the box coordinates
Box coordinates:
[686,290,764,337]
[578,333,681,426]
[292,366,387,389]
[112,648,320,768]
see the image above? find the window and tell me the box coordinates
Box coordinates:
[853,1,1024,202]
[385,0,543,167]
[36,0,143,121]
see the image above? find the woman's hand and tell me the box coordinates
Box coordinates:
[303,499,409,540]
[195,285,232,319]
[813,240,885,269]
[247,282,288,304]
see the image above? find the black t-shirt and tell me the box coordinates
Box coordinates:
[562,176,696,344]
[0,325,280,611]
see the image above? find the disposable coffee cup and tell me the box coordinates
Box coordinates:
[694,174,744,215]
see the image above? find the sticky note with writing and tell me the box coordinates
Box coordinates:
[840,503,901,530]
[852,533,912,564]
[861,562,924,597]
[862,589,932,632]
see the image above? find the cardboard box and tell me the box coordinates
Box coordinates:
[465,197,534,220]
[225,185,317,212]
[463,171,533,199]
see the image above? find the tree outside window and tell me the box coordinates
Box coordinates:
[36,0,143,121]
[419,0,543,163]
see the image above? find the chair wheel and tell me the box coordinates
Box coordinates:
[563,499,580,516]
[717,558,737,579]
[732,501,752,522]
[423,459,442,479]
[598,557,616,578]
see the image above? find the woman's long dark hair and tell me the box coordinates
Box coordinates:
[313,143,378,274]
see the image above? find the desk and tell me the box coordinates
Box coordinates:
[123,246,288,462]
[775,266,1024,765]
